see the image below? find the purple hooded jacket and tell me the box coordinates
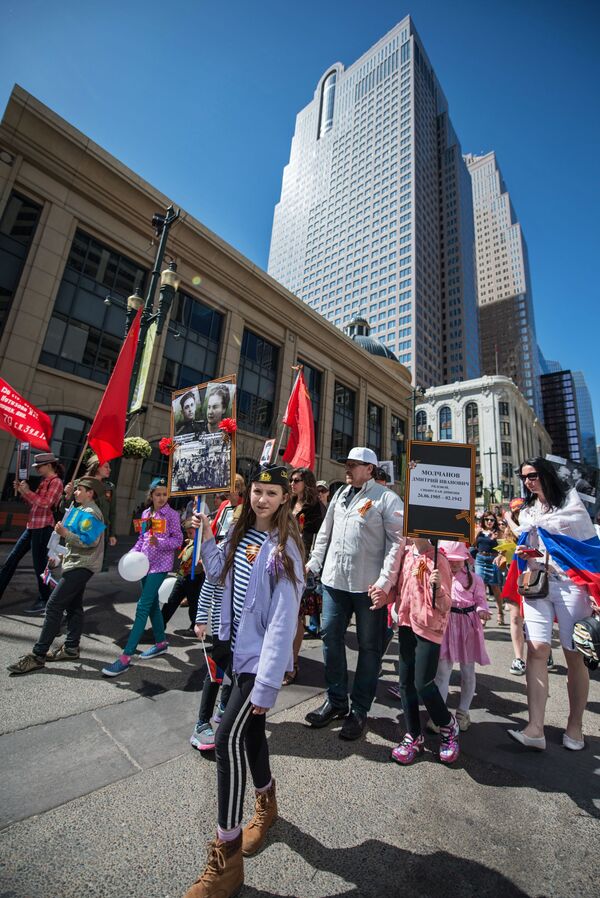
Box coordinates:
[201,530,304,708]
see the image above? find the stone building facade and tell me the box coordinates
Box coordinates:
[0,87,411,533]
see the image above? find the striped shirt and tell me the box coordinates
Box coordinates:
[231,529,268,649]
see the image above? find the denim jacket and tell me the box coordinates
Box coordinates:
[201,530,304,708]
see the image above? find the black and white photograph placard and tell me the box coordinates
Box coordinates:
[404,440,476,543]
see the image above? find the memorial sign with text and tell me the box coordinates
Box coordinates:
[404,440,476,543]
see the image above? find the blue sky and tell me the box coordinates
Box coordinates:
[2,0,599,439]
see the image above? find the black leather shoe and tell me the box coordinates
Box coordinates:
[305,698,349,728]
[23,601,47,617]
[339,709,367,741]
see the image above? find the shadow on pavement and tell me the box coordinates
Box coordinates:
[243,818,533,898]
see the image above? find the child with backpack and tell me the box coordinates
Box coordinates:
[7,477,105,674]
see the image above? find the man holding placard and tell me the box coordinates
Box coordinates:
[304,447,404,740]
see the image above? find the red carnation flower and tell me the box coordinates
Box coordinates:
[218,418,237,434]
[159,437,175,456]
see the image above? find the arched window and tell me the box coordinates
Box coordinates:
[465,402,479,445]
[415,409,427,440]
[318,71,337,138]
[439,406,452,441]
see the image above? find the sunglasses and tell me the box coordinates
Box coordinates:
[519,473,539,482]
[290,477,304,484]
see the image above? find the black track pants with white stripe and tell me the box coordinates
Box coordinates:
[215,672,271,830]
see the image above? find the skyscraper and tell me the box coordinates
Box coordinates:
[571,371,597,466]
[464,151,542,417]
[541,369,582,461]
[268,17,479,386]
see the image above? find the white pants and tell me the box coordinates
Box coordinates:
[523,579,591,650]
[435,659,476,712]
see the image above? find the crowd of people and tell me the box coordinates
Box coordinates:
[1,446,598,898]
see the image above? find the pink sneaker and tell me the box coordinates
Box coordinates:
[391,734,425,765]
[439,715,460,764]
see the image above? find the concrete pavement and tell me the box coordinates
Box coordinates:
[0,549,598,897]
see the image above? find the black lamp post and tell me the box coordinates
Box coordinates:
[425,425,434,442]
[127,204,180,411]
[412,385,425,439]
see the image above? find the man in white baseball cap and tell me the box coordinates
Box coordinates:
[305,446,404,740]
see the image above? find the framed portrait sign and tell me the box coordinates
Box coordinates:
[259,439,276,467]
[17,441,31,481]
[168,375,236,497]
[404,440,476,543]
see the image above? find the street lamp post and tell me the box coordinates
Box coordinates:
[425,425,434,442]
[412,385,425,439]
[127,204,180,410]
[483,446,497,509]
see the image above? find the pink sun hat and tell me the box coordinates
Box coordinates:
[438,540,471,561]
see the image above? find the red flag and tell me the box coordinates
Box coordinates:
[88,309,142,465]
[0,378,53,449]
[282,370,315,469]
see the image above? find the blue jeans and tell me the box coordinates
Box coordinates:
[124,572,168,656]
[0,526,53,605]
[321,585,388,716]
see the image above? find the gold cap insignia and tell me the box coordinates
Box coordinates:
[258,471,272,482]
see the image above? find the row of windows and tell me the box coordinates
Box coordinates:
[416,402,480,443]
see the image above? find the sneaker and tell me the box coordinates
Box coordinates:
[386,683,402,700]
[212,701,226,724]
[391,734,425,765]
[22,601,47,617]
[425,718,440,734]
[139,643,168,659]
[46,644,80,662]
[190,722,216,751]
[102,657,131,677]
[547,653,555,671]
[7,653,45,674]
[510,658,526,676]
[456,709,471,732]
[439,716,460,764]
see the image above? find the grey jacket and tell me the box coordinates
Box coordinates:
[62,500,105,575]
[307,479,405,593]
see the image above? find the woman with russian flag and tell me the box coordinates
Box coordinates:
[506,457,597,752]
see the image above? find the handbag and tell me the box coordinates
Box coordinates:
[573,608,600,670]
[517,552,549,599]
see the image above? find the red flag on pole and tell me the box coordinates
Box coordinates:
[282,370,315,470]
[0,378,53,449]
[88,309,142,465]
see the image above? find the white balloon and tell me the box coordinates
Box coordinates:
[158,576,177,606]
[118,551,150,582]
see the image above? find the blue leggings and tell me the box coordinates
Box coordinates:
[124,572,168,656]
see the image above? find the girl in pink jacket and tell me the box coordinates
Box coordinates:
[432,541,491,733]
[371,537,458,765]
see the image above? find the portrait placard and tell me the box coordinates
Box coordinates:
[168,375,236,497]
[259,439,276,467]
[404,440,476,542]
[378,460,394,485]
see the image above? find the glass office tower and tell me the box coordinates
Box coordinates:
[268,17,479,387]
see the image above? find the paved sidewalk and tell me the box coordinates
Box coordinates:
[0,554,598,897]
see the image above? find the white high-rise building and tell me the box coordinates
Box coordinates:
[268,16,479,387]
[465,151,542,417]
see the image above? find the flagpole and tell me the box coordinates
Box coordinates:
[276,365,302,460]
[70,438,89,486]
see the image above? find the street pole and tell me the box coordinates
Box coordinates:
[484,446,497,508]
[128,205,180,411]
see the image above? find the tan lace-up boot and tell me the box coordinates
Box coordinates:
[183,833,243,898]
[242,779,278,857]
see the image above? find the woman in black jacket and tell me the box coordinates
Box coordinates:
[283,468,325,684]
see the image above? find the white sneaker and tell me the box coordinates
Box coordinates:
[562,733,585,751]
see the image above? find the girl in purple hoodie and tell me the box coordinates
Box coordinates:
[183,465,304,898]
[102,477,182,677]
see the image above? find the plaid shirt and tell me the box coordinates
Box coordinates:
[22,475,63,530]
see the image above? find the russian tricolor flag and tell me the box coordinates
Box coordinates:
[538,528,600,604]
